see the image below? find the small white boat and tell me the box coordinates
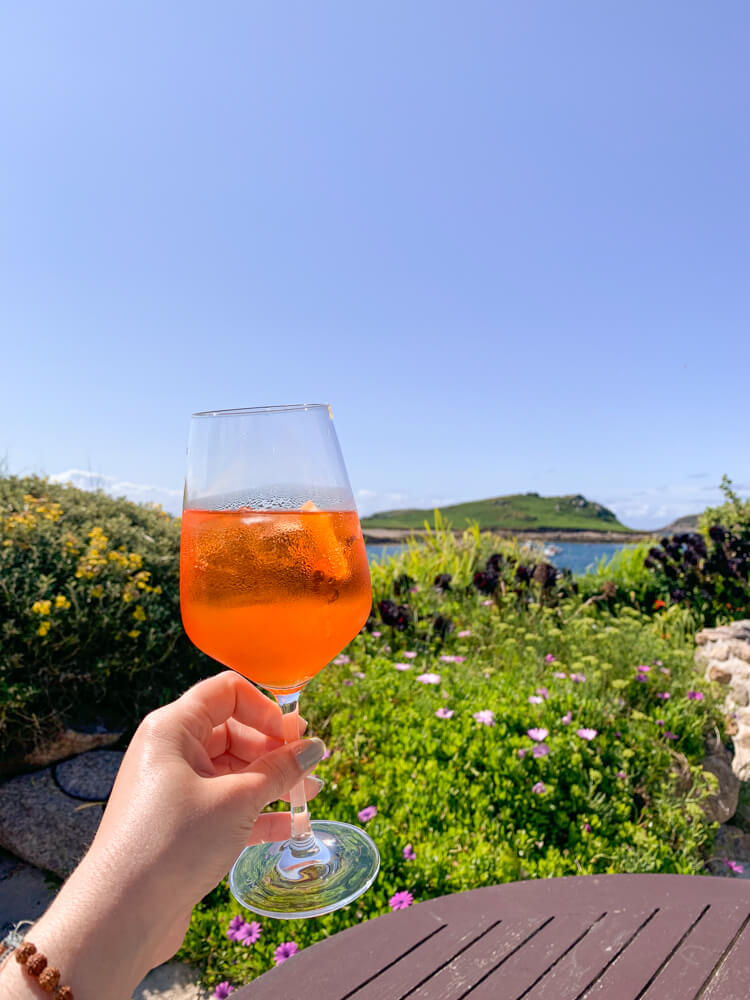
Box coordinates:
[544,544,562,557]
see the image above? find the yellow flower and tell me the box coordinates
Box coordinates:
[132,605,147,622]
[37,621,51,637]
[91,585,104,599]
[127,629,141,639]
[55,595,71,610]
[32,600,52,616]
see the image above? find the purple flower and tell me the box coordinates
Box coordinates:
[636,674,648,683]
[528,695,544,705]
[237,921,262,946]
[725,859,744,875]
[403,843,416,861]
[527,728,549,742]
[536,687,549,699]
[532,743,550,758]
[687,690,705,701]
[636,664,651,674]
[532,781,546,794]
[371,630,382,638]
[435,707,454,719]
[544,654,556,663]
[321,746,332,760]
[664,730,678,740]
[473,709,495,726]
[570,673,586,683]
[576,728,597,741]
[616,770,627,779]
[417,673,441,684]
[553,671,567,680]
[274,942,299,965]
[358,805,377,823]
[517,748,527,759]
[343,679,354,686]
[334,654,351,665]
[656,691,670,700]
[394,662,411,671]
[213,983,235,998]
[389,890,414,910]
[226,915,245,941]
[403,651,417,658]
[457,629,472,638]
[440,655,466,663]
[656,719,665,726]
[654,659,663,666]
[561,711,573,725]
[583,822,592,833]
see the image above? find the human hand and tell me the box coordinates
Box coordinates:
[0,671,327,999]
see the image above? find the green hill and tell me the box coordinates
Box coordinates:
[360,492,633,533]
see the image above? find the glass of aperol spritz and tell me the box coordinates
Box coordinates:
[179,403,379,918]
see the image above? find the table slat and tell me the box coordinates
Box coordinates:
[699,913,750,1000]
[467,910,602,1000]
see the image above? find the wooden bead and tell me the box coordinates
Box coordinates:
[27,951,48,976]
[53,986,74,1000]
[39,965,61,991]
[15,941,37,964]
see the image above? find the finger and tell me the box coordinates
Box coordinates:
[174,671,285,743]
[246,812,293,845]
[211,757,324,803]
[206,718,284,762]
[219,738,326,808]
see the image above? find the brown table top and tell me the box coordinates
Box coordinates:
[234,874,750,1000]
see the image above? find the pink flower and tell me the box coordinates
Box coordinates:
[237,921,261,946]
[457,629,472,638]
[482,598,493,606]
[517,748,527,759]
[528,695,544,705]
[213,983,235,998]
[435,707,454,719]
[656,691,670,700]
[274,942,299,965]
[417,673,441,684]
[371,630,382,638]
[570,673,586,683]
[560,711,572,725]
[576,728,597,741]
[725,859,744,875]
[527,728,548,742]
[334,654,351,665]
[536,687,549,699]
[660,667,671,675]
[343,679,354,686]
[664,731,678,740]
[616,771,627,779]
[321,746,332,760]
[226,916,245,941]
[355,671,365,678]
[636,674,648,683]
[440,655,466,663]
[544,654,556,663]
[389,890,414,910]
[687,690,705,700]
[394,662,411,671]
[403,843,416,861]
[532,743,549,758]
[636,664,651,674]
[553,671,567,680]
[532,781,546,794]
[473,710,495,726]
[358,805,377,822]
[656,719,665,726]
[583,822,592,833]
[403,651,418,659]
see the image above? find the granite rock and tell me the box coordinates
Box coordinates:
[701,743,741,825]
[24,727,122,768]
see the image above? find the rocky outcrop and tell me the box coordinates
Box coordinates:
[696,620,750,780]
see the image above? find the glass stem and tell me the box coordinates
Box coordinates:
[277,693,318,856]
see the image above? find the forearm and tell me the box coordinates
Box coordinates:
[0,848,158,1000]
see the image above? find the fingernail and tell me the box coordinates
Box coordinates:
[307,775,324,792]
[295,737,326,772]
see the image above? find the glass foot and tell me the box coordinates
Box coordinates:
[229,820,380,919]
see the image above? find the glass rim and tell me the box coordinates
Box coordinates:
[191,403,330,418]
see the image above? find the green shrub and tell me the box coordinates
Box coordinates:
[0,475,209,761]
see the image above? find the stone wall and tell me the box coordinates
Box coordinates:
[695,620,750,780]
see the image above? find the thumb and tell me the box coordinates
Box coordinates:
[220,737,327,810]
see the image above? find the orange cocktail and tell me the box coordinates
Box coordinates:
[180,507,371,692]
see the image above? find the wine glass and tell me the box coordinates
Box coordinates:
[179,403,379,918]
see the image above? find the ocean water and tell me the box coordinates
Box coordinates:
[365,540,632,576]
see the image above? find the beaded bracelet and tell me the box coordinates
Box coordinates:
[11,940,74,999]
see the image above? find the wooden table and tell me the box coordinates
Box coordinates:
[235,874,750,999]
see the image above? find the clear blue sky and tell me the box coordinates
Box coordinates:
[1,2,748,528]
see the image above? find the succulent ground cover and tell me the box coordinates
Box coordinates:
[178,524,729,994]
